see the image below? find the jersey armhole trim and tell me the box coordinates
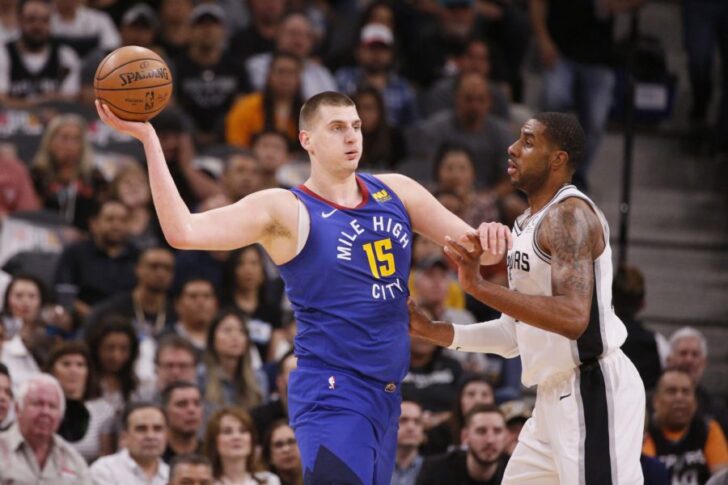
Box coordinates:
[532,217,552,264]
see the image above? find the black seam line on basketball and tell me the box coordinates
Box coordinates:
[95,82,172,91]
[95,57,167,81]
[96,97,166,114]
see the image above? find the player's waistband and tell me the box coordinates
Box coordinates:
[539,349,622,390]
[296,358,401,393]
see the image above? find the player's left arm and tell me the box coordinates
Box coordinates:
[446,198,601,339]
[376,173,510,265]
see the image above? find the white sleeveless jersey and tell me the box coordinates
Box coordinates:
[506,185,627,387]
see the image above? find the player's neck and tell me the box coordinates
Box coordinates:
[527,179,571,215]
[305,171,362,208]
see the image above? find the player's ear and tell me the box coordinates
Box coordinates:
[299,130,310,151]
[550,150,569,171]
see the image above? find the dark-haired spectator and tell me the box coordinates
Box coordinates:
[336,23,419,128]
[80,3,162,106]
[1,273,45,339]
[223,245,283,360]
[416,404,509,485]
[54,198,139,318]
[0,362,12,430]
[203,407,280,484]
[50,0,120,58]
[245,12,336,99]
[156,0,194,60]
[162,381,203,464]
[200,308,264,409]
[406,72,512,191]
[422,37,511,120]
[227,51,304,149]
[250,351,296,440]
[229,0,286,63]
[667,327,728,435]
[174,3,251,148]
[86,315,140,418]
[168,453,213,485]
[392,400,426,485]
[89,246,176,338]
[90,402,169,484]
[643,368,728,483]
[251,130,293,190]
[613,264,669,391]
[0,373,91,483]
[220,152,263,204]
[0,145,40,218]
[0,0,81,108]
[169,278,218,352]
[150,108,223,210]
[263,421,303,485]
[423,373,495,456]
[352,86,406,170]
[31,114,100,230]
[530,0,645,190]
[45,341,115,462]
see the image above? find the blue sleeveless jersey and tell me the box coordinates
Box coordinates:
[279,173,412,384]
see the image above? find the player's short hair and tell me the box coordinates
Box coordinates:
[669,326,708,357]
[299,91,355,131]
[463,403,504,428]
[169,454,212,481]
[532,112,585,174]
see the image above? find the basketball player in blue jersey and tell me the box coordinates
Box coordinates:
[95,92,511,485]
[410,113,646,484]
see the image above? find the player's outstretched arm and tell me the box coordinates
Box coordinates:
[445,199,599,340]
[96,101,289,252]
[376,173,510,265]
[408,299,519,357]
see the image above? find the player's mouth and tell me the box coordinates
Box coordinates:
[507,159,518,175]
[345,150,359,159]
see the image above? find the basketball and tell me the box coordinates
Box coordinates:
[94,45,173,122]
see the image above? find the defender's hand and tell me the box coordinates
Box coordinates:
[445,233,485,293]
[477,222,512,266]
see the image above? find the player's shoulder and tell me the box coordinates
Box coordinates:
[544,194,598,225]
[373,172,424,196]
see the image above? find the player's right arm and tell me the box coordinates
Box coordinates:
[408,299,520,358]
[96,102,296,258]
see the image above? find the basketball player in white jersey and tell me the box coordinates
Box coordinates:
[410,112,646,485]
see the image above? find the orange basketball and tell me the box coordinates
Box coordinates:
[94,45,173,122]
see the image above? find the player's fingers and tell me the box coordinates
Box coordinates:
[443,245,464,264]
[465,233,483,255]
[489,225,498,254]
[445,236,471,261]
[477,223,490,253]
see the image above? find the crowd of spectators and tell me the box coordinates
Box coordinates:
[0,0,727,484]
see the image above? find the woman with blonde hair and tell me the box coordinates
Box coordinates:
[201,308,266,409]
[31,113,101,230]
[203,406,280,485]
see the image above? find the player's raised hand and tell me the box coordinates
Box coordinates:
[444,233,484,293]
[95,100,154,141]
[477,221,512,265]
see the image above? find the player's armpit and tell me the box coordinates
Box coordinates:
[538,198,600,338]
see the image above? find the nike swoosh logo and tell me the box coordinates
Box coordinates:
[321,209,337,218]
[559,393,571,400]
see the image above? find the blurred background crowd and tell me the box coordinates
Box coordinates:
[0,0,727,483]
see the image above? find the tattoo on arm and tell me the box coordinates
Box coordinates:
[539,200,597,300]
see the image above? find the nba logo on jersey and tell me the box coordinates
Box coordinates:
[372,190,392,203]
[328,376,336,390]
